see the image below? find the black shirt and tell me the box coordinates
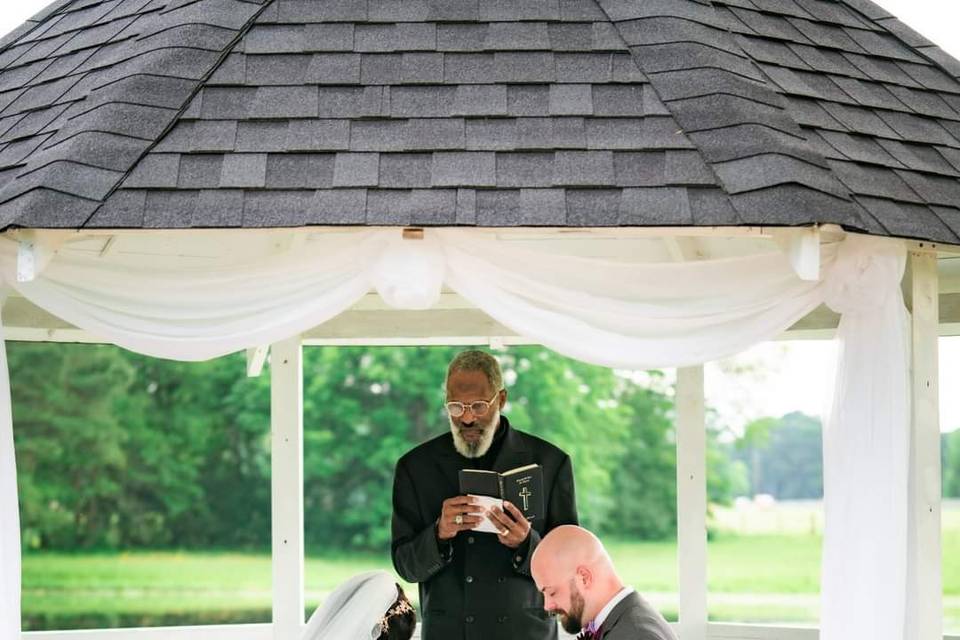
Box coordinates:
[459,415,509,470]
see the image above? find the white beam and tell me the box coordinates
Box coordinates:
[14,231,70,282]
[19,623,960,640]
[273,232,306,255]
[16,240,46,283]
[351,291,474,311]
[663,237,703,262]
[302,336,536,347]
[772,227,820,281]
[706,624,817,639]
[26,225,778,241]
[270,337,304,640]
[908,248,942,640]
[676,366,708,640]
[246,345,269,378]
[98,236,118,258]
[23,624,272,640]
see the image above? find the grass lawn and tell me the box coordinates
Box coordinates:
[22,503,960,631]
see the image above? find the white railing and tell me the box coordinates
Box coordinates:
[20,623,960,640]
[22,624,272,640]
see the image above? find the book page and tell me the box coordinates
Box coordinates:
[466,494,505,534]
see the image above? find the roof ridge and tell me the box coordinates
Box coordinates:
[588,0,734,188]
[79,1,275,227]
[591,0,866,226]
[0,0,274,228]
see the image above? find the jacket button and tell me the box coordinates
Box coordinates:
[466,575,474,583]
[465,615,475,623]
[497,577,505,583]
[467,536,475,544]
[515,555,522,562]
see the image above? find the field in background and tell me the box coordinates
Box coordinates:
[22,501,960,631]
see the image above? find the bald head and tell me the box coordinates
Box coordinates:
[532,525,611,577]
[531,526,623,633]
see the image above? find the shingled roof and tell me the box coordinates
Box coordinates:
[0,0,958,242]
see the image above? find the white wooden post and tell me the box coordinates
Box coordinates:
[271,337,304,640]
[676,366,707,640]
[908,248,941,640]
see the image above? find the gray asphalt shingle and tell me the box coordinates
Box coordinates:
[0,0,958,241]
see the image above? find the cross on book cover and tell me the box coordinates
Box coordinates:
[458,463,544,533]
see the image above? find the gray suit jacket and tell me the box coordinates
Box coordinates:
[599,592,678,640]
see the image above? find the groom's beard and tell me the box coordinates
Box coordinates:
[449,411,499,458]
[556,581,586,634]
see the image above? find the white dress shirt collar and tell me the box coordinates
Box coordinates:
[589,586,634,632]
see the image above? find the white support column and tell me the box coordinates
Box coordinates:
[908,248,941,640]
[271,337,304,640]
[676,366,707,640]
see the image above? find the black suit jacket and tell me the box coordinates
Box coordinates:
[599,591,678,640]
[391,417,578,640]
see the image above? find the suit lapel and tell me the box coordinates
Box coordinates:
[598,592,640,639]
[492,418,530,473]
[433,433,466,492]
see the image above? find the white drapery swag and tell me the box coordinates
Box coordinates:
[0,228,912,640]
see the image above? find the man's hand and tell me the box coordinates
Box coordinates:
[487,501,531,549]
[437,495,483,541]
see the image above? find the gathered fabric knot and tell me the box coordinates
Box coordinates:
[372,230,446,310]
[821,234,906,315]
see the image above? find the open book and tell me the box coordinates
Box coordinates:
[458,464,544,534]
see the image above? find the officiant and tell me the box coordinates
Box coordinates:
[391,350,579,640]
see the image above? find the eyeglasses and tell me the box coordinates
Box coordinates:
[445,391,501,418]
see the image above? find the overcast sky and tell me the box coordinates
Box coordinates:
[0,1,957,430]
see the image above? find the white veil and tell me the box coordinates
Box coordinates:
[301,571,400,640]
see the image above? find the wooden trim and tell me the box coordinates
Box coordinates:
[20,623,960,640]
[706,623,817,639]
[301,336,535,347]
[10,225,960,255]
[676,366,708,640]
[909,248,942,640]
[7,225,778,240]
[22,624,272,640]
[246,346,269,378]
[270,337,304,640]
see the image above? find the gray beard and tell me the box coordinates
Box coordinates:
[449,413,498,459]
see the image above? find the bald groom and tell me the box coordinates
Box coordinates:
[531,525,677,640]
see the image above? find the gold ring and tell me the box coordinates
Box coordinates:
[454,514,463,525]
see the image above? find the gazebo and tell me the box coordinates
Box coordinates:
[0,0,957,639]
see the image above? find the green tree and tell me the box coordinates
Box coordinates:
[116,352,271,548]
[736,417,776,496]
[11,343,134,548]
[733,412,823,499]
[604,375,676,539]
[943,430,960,498]
[498,347,633,531]
[11,343,753,550]
[301,346,457,550]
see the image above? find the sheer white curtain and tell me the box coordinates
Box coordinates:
[0,228,912,640]
[820,239,911,640]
